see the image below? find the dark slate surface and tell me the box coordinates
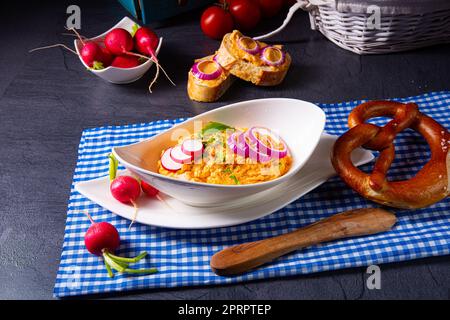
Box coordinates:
[0,0,449,300]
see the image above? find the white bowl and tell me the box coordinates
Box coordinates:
[74,16,162,84]
[113,98,326,206]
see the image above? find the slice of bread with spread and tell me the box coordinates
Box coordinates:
[187,55,234,102]
[215,30,291,86]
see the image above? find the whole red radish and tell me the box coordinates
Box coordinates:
[99,46,113,67]
[132,25,175,92]
[29,28,113,70]
[104,28,134,56]
[80,41,113,69]
[141,180,159,197]
[134,27,159,59]
[141,180,170,210]
[80,41,103,67]
[110,175,141,228]
[111,55,141,68]
[110,175,141,204]
[82,212,156,277]
[84,219,120,256]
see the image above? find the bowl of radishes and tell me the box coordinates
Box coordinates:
[74,16,162,84]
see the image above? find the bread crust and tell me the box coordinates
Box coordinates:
[187,55,234,102]
[215,32,291,86]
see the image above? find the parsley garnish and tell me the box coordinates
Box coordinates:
[202,121,233,135]
[230,174,240,184]
[222,168,232,174]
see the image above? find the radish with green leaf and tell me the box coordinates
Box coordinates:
[83,212,157,278]
[108,154,141,228]
[108,153,171,224]
[80,41,113,69]
[30,27,113,70]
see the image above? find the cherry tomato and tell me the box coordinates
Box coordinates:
[257,0,284,17]
[229,0,261,31]
[201,6,234,40]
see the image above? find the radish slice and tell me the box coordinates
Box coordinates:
[181,139,203,158]
[170,145,193,164]
[161,148,182,171]
[247,127,288,159]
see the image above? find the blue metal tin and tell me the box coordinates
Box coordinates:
[118,0,214,24]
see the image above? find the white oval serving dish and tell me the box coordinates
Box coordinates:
[113,98,326,206]
[77,134,373,229]
[74,16,162,84]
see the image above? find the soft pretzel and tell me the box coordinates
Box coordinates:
[332,101,450,209]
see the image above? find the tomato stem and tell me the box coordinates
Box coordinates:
[214,1,228,11]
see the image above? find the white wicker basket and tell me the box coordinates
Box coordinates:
[255,0,450,54]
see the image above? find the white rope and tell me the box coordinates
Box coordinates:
[254,0,316,40]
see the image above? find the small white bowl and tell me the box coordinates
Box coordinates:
[113,98,326,206]
[74,16,162,84]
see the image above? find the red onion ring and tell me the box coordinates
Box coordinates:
[244,132,272,163]
[261,46,285,66]
[237,36,260,55]
[247,127,288,159]
[191,60,222,80]
[227,131,249,158]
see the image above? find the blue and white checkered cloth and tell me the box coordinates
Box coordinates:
[54,92,450,297]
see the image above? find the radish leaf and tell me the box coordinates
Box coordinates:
[92,61,104,70]
[108,153,119,181]
[131,23,139,37]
